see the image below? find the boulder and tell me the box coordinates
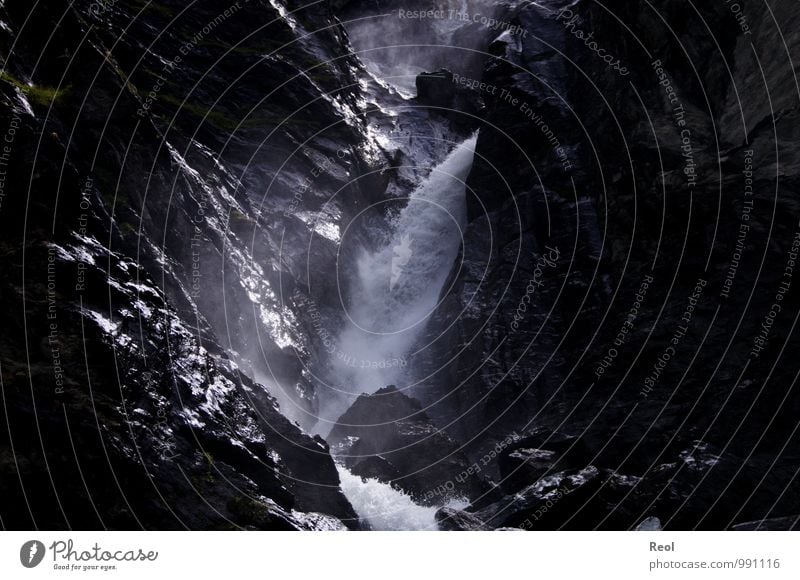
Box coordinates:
[329,386,488,505]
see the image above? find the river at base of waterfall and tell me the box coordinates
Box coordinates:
[336,464,469,530]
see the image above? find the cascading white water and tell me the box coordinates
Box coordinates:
[317,135,478,428]
[337,465,471,530]
[336,465,440,530]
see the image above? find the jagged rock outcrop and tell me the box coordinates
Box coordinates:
[415,69,482,125]
[414,0,800,528]
[0,0,452,529]
[328,386,487,505]
[2,0,799,532]
[435,506,491,531]
[0,0,480,530]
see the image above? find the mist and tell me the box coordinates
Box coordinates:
[313,134,478,431]
[340,0,499,96]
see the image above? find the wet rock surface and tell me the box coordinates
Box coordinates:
[1,0,799,531]
[328,386,487,505]
[413,0,800,529]
[0,0,456,529]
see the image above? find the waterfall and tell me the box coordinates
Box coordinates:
[317,135,478,429]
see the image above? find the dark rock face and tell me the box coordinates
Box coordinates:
[0,229,357,530]
[349,455,403,482]
[0,0,419,530]
[732,516,800,531]
[435,506,490,531]
[496,430,594,493]
[415,69,481,124]
[412,0,800,529]
[328,386,487,505]
[2,0,799,532]
[459,438,757,530]
[0,0,478,530]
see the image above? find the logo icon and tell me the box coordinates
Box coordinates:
[20,540,45,568]
[390,234,413,290]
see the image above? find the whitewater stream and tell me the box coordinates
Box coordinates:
[337,465,470,530]
[336,465,440,530]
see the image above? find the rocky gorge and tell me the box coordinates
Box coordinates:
[0,0,799,531]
